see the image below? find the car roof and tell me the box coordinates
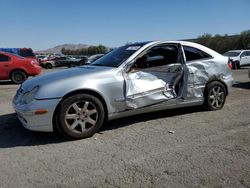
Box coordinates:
[142,40,222,57]
[120,40,222,68]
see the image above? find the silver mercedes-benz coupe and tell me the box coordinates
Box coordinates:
[13,41,233,139]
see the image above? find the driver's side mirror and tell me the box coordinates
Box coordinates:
[123,56,148,73]
[123,60,136,73]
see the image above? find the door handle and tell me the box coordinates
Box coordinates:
[4,64,9,67]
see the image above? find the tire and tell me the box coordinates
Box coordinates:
[203,81,226,111]
[55,94,105,139]
[232,61,236,70]
[45,63,53,69]
[10,71,27,84]
[235,61,240,69]
[68,63,73,68]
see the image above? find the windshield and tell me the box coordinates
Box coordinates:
[91,44,143,67]
[223,51,241,57]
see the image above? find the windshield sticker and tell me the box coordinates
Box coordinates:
[126,46,141,50]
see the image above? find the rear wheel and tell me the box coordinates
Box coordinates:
[68,63,73,68]
[10,71,27,84]
[203,81,226,111]
[45,63,53,69]
[55,94,105,139]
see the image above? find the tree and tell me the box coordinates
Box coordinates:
[60,44,109,55]
[191,30,250,53]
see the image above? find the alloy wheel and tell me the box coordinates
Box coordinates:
[64,101,98,134]
[209,86,225,109]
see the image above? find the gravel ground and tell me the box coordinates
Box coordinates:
[0,68,249,188]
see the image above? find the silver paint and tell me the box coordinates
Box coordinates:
[13,41,233,132]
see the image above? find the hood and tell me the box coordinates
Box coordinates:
[22,65,114,92]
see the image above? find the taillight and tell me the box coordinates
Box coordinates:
[31,60,39,66]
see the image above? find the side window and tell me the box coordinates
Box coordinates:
[57,57,65,60]
[246,51,250,56]
[0,54,10,62]
[241,51,247,57]
[134,45,178,69]
[19,49,34,57]
[183,46,212,61]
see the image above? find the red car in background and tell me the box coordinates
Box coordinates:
[0,51,41,84]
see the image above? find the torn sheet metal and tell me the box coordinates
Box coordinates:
[123,64,183,109]
[186,60,217,98]
[123,58,225,109]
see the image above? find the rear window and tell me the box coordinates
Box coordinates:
[19,49,35,57]
[0,54,10,62]
[245,51,250,56]
[183,46,212,61]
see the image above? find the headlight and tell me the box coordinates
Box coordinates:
[21,86,40,104]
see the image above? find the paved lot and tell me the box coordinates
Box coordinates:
[0,67,249,188]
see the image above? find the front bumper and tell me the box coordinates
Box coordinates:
[12,98,61,132]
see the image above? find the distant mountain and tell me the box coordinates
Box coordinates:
[36,44,89,54]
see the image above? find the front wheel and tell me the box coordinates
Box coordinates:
[55,94,105,139]
[68,63,73,68]
[203,81,226,111]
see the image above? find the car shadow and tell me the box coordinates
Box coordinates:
[101,106,203,132]
[233,82,250,89]
[0,80,15,85]
[0,113,65,148]
[0,106,204,148]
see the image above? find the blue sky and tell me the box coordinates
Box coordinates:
[0,0,249,50]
